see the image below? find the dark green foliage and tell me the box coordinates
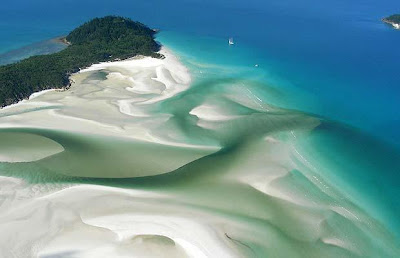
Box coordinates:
[383,14,400,24]
[0,16,161,107]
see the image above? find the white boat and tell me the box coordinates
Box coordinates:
[229,37,234,45]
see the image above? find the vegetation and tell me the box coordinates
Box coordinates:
[383,14,400,24]
[0,16,161,107]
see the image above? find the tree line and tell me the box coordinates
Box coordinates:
[0,16,161,107]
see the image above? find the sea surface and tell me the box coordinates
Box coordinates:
[0,0,399,256]
[1,0,400,144]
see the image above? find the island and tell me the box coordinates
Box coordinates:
[382,14,400,29]
[0,16,161,107]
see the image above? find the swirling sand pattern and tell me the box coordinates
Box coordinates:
[0,48,399,257]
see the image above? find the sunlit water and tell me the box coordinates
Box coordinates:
[0,0,399,257]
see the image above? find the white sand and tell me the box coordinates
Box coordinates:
[1,47,399,258]
[0,47,220,154]
[0,49,237,257]
[0,180,241,258]
[190,104,243,122]
[0,132,64,163]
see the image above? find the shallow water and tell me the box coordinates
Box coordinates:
[0,48,399,257]
[1,0,400,256]
[0,38,66,65]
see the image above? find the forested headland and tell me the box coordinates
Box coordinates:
[0,16,161,107]
[382,14,400,28]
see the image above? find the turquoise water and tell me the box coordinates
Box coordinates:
[156,31,400,239]
[0,0,400,254]
[1,0,399,144]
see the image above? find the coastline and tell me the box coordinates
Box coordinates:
[0,45,161,109]
[0,47,236,256]
[0,47,221,151]
[0,37,68,67]
[1,36,400,257]
[0,16,162,108]
[382,18,400,29]
[53,36,71,46]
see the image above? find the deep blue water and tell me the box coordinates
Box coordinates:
[1,0,400,239]
[1,0,399,146]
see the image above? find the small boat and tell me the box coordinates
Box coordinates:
[229,37,234,45]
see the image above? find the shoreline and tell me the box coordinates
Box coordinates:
[53,36,71,46]
[0,47,218,149]
[0,46,180,108]
[0,16,162,108]
[0,49,162,109]
[382,18,400,29]
[0,46,222,178]
[1,32,400,257]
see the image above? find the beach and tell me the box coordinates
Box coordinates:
[0,45,399,257]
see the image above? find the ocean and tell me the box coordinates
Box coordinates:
[0,0,399,256]
[1,0,399,145]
